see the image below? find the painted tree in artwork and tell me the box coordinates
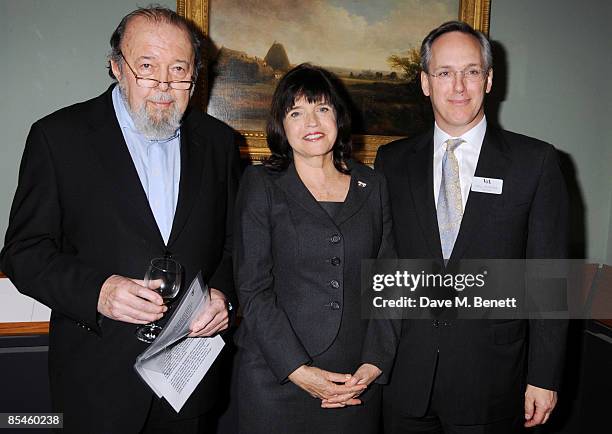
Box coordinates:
[387,47,421,82]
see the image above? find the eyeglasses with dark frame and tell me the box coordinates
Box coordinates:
[428,68,489,83]
[119,51,195,90]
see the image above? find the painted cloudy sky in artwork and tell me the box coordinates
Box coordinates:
[209,0,456,72]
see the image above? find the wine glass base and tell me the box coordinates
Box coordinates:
[135,323,163,344]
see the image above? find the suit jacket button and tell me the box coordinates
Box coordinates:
[330,235,341,244]
[330,280,340,289]
[330,257,341,266]
[330,301,340,310]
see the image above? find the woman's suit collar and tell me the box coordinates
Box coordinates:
[273,159,377,226]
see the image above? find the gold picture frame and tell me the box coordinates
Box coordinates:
[177,0,491,164]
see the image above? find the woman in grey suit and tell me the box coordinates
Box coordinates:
[233,64,397,434]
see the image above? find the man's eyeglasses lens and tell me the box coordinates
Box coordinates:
[120,52,194,90]
[431,69,487,82]
[136,78,194,90]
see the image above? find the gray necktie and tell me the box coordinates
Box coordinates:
[437,138,464,260]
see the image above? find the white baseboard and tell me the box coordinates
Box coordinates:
[0,278,51,323]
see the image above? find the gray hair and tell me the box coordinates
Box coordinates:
[107,5,203,81]
[420,21,492,73]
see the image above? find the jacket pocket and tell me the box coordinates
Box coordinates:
[492,320,526,345]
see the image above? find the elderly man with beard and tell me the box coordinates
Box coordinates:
[1,6,239,434]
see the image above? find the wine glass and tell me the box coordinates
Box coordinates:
[135,257,183,343]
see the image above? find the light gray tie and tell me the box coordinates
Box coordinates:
[437,138,464,260]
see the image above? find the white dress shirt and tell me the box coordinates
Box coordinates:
[433,116,487,210]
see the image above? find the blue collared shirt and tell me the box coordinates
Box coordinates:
[111,86,181,245]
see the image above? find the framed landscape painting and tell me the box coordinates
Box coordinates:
[178,0,491,162]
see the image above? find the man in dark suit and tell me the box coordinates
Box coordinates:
[375,21,568,433]
[0,7,239,434]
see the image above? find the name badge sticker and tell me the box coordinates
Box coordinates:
[471,176,503,194]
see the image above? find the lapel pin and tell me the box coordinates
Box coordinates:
[357,181,367,188]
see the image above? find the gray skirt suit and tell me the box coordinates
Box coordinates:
[232,161,397,434]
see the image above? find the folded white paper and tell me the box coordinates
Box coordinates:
[134,272,225,412]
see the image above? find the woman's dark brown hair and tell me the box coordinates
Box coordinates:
[264,63,352,173]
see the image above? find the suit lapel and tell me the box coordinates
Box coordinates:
[450,127,511,261]
[335,161,374,226]
[167,114,204,248]
[275,162,333,222]
[87,87,164,247]
[407,134,444,260]
[275,161,375,226]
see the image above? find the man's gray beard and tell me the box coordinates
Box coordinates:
[118,81,183,140]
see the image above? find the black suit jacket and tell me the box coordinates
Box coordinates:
[0,86,240,433]
[233,162,398,384]
[375,126,569,424]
